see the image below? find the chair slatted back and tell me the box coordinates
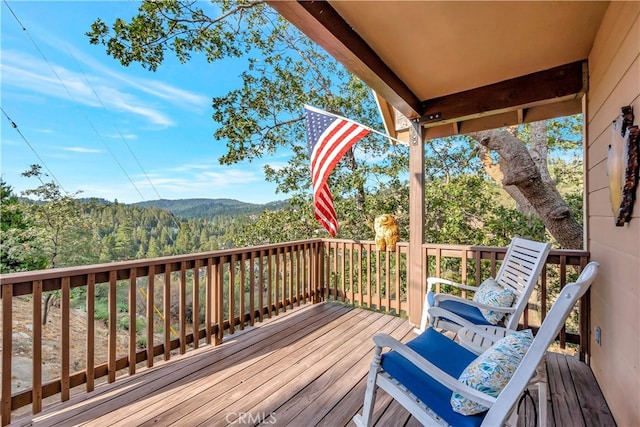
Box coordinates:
[495,237,551,329]
[483,262,599,426]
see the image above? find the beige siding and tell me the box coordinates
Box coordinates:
[587,2,640,426]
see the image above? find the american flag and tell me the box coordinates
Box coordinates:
[304,105,371,236]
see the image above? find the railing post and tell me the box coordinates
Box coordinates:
[2,284,13,426]
[579,257,590,362]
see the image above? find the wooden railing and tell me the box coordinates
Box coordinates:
[1,240,323,425]
[0,239,589,424]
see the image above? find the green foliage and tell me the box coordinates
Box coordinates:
[87,2,402,236]
[19,165,100,268]
[0,179,48,272]
[118,315,146,332]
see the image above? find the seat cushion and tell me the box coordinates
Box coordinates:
[451,329,534,415]
[472,278,516,324]
[428,292,493,326]
[381,328,486,427]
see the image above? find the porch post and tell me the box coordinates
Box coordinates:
[408,121,424,326]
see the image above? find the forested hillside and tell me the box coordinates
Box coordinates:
[1,173,291,272]
[134,198,289,219]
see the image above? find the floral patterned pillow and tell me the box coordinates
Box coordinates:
[450,329,534,415]
[473,278,516,324]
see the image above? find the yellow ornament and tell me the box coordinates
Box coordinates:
[374,214,399,251]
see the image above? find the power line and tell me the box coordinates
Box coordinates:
[1,107,68,194]
[65,45,168,202]
[2,0,181,242]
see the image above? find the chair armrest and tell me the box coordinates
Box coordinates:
[373,333,496,408]
[433,294,516,314]
[427,277,479,293]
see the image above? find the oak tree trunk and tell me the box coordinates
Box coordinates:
[471,128,584,249]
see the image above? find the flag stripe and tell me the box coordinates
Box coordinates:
[304,105,370,236]
[311,124,369,193]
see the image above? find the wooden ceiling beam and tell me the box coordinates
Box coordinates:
[266,0,422,119]
[419,60,588,127]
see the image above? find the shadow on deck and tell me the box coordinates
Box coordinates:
[11,302,614,426]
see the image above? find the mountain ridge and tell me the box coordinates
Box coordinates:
[133,197,289,219]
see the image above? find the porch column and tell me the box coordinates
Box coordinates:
[408,122,424,326]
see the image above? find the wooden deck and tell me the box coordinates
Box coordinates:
[10,302,615,427]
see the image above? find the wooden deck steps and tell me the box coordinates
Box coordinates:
[10,302,615,427]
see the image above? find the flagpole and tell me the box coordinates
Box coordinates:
[304,105,411,146]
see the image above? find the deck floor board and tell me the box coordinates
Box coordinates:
[11,302,615,427]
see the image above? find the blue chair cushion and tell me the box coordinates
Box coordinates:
[428,291,493,326]
[380,328,486,427]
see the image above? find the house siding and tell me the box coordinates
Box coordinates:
[587,2,640,426]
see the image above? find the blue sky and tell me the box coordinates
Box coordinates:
[1,1,290,204]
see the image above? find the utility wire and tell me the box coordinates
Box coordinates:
[63,45,184,237]
[1,107,68,193]
[65,44,167,202]
[3,0,180,242]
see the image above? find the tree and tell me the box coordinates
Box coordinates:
[0,179,47,272]
[20,165,99,322]
[87,1,405,241]
[87,1,584,249]
[471,117,584,249]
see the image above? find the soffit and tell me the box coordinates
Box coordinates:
[268,1,609,138]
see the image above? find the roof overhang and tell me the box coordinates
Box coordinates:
[267,1,609,140]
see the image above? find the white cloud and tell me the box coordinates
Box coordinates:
[60,146,101,153]
[0,49,208,127]
[59,42,211,113]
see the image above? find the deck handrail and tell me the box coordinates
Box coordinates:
[0,239,589,425]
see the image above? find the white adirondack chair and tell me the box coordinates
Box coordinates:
[417,237,552,334]
[353,261,599,427]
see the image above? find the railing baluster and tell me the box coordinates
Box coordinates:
[348,242,354,304]
[61,277,70,401]
[559,255,568,349]
[375,249,381,310]
[179,261,187,354]
[298,245,303,306]
[129,268,137,375]
[215,259,224,344]
[394,246,401,314]
[249,253,256,325]
[274,249,281,314]
[366,244,372,308]
[541,264,548,324]
[340,241,346,302]
[108,271,117,383]
[32,280,42,413]
[461,251,468,299]
[146,266,155,368]
[229,254,236,333]
[86,273,96,392]
[205,259,213,345]
[239,253,246,329]
[289,247,294,309]
[258,251,265,322]
[357,244,363,305]
[385,249,391,311]
[193,260,200,349]
[163,264,171,361]
[267,249,273,317]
